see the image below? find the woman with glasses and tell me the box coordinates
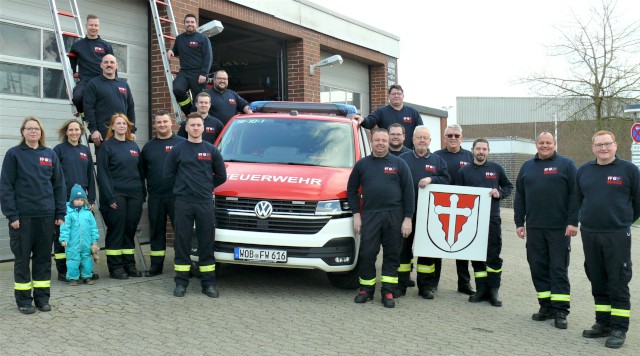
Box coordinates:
[52,119,97,282]
[0,117,66,314]
[96,113,145,279]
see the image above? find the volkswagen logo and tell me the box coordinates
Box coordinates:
[254,201,273,219]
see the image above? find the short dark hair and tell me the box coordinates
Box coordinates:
[371,128,389,137]
[388,84,403,95]
[184,14,197,22]
[86,14,99,22]
[472,138,489,149]
[153,110,170,121]
[196,91,211,102]
[185,112,203,124]
[388,123,405,134]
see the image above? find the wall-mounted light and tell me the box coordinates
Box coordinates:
[198,20,224,37]
[310,55,343,76]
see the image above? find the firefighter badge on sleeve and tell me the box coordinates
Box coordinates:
[413,184,491,261]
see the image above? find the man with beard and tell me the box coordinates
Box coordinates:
[397,126,449,299]
[388,123,411,156]
[178,92,224,144]
[204,70,252,125]
[457,138,512,307]
[167,14,213,116]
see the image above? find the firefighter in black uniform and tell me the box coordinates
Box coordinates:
[398,126,450,299]
[1,117,66,314]
[141,111,186,276]
[84,54,136,153]
[578,130,639,349]
[167,14,213,116]
[457,138,512,307]
[53,119,98,281]
[177,92,224,144]
[347,128,414,308]
[434,124,475,295]
[204,70,253,125]
[514,132,578,329]
[164,113,227,298]
[67,14,113,117]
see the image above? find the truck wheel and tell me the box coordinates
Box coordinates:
[327,266,359,289]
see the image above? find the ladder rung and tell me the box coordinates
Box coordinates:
[155,0,169,6]
[162,34,175,40]
[57,11,76,18]
[63,31,81,38]
[159,17,172,23]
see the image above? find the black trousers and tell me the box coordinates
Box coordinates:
[434,258,471,287]
[53,224,67,276]
[9,216,54,307]
[582,231,632,331]
[101,195,143,272]
[173,70,204,115]
[358,210,403,295]
[147,196,176,271]
[72,80,88,114]
[173,199,216,288]
[526,228,571,313]
[471,217,503,289]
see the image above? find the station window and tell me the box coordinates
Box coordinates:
[0,20,127,100]
[320,85,362,111]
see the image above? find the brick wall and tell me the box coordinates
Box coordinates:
[488,153,532,209]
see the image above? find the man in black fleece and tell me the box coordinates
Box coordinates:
[347,128,414,308]
[457,138,512,307]
[514,132,578,329]
[577,130,640,349]
[164,113,227,299]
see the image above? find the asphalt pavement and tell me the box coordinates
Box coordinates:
[0,208,638,355]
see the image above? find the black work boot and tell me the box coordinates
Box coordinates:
[124,265,142,277]
[457,282,475,296]
[354,290,373,304]
[554,311,568,329]
[582,323,612,338]
[145,266,163,277]
[381,293,395,308]
[406,278,416,288]
[487,288,502,307]
[605,329,626,349]
[532,307,555,321]
[468,280,488,303]
[418,289,435,300]
[173,285,186,297]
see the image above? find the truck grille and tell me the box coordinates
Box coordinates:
[215,197,329,234]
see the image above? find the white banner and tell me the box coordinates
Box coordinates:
[413,184,492,261]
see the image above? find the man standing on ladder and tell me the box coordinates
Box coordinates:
[167,14,212,116]
[68,14,113,118]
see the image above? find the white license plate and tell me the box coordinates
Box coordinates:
[234,247,287,263]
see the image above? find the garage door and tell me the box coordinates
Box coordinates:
[319,50,370,115]
[0,0,149,261]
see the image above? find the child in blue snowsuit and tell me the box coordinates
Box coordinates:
[59,184,100,286]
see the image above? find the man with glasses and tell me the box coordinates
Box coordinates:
[204,70,252,126]
[514,132,578,330]
[167,14,212,116]
[354,84,423,149]
[388,123,411,156]
[577,130,639,349]
[433,124,475,296]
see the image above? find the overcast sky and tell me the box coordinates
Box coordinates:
[312,0,640,121]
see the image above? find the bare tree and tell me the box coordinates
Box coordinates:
[522,0,640,130]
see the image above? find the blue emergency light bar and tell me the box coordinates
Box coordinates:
[250,101,357,117]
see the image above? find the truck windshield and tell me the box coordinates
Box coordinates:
[218,118,354,168]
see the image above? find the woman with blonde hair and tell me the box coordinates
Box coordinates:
[0,117,66,314]
[96,113,145,279]
[52,119,97,281]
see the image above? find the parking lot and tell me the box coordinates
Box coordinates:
[0,208,638,355]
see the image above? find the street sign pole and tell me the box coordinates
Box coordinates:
[624,104,640,169]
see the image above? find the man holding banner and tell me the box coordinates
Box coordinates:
[398,126,450,299]
[457,138,512,307]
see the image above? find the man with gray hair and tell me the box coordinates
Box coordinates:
[433,124,475,295]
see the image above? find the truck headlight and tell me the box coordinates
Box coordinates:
[316,200,349,216]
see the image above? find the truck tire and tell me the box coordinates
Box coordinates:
[327,265,359,289]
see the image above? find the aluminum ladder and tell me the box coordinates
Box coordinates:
[149,0,183,122]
